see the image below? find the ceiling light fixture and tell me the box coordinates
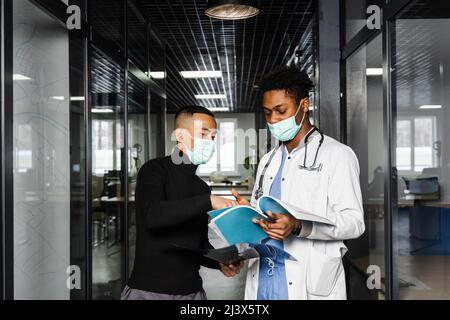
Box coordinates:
[50,96,86,101]
[419,105,442,110]
[205,0,259,20]
[150,72,166,79]
[50,96,65,101]
[70,96,85,101]
[195,94,227,100]
[366,68,383,76]
[92,108,114,114]
[13,74,32,81]
[207,107,230,112]
[181,71,222,79]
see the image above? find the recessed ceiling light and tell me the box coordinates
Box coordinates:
[195,94,227,100]
[92,108,114,114]
[13,74,32,81]
[207,107,230,112]
[50,96,65,101]
[181,71,222,79]
[205,0,259,20]
[70,96,85,101]
[366,68,383,76]
[150,72,166,79]
[420,105,442,110]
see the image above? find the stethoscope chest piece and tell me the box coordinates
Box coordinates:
[299,162,324,173]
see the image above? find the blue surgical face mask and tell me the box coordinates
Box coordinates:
[185,138,216,165]
[268,105,307,142]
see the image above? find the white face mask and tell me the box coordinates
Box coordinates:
[185,138,216,165]
[267,104,306,142]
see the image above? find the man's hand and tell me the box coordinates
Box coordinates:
[210,195,238,210]
[220,260,244,277]
[253,211,301,241]
[231,189,250,206]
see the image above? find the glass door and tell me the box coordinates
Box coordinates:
[345,34,386,300]
[149,31,167,159]
[12,0,72,299]
[127,67,149,277]
[90,47,125,300]
[390,0,450,300]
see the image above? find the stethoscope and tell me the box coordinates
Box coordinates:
[254,126,325,201]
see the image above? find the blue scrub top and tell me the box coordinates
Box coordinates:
[257,146,289,300]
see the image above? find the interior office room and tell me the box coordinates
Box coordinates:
[1,0,450,301]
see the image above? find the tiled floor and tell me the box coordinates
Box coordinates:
[200,230,247,300]
[92,229,247,300]
[92,243,122,299]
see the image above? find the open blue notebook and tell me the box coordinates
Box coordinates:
[208,195,334,246]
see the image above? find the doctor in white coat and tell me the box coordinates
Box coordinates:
[233,66,365,300]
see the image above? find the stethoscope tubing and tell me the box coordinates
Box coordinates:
[255,126,324,200]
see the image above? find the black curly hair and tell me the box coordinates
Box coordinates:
[258,66,315,105]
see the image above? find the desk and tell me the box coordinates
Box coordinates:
[211,190,252,201]
[98,196,135,203]
[206,182,250,191]
[94,196,135,248]
[419,201,450,209]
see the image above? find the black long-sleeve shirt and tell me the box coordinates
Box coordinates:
[127,148,219,295]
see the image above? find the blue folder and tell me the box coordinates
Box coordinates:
[211,206,268,245]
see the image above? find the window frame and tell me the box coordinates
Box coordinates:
[197,118,240,178]
[396,115,437,174]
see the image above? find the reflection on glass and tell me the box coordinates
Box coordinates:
[150,92,166,159]
[396,120,412,171]
[127,70,148,276]
[219,121,236,173]
[345,0,382,42]
[149,31,166,87]
[90,0,123,53]
[392,2,450,300]
[127,2,147,71]
[346,34,385,299]
[13,0,71,300]
[90,48,125,299]
[198,119,237,175]
[149,30,167,160]
[16,125,33,172]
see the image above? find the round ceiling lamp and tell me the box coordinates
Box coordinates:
[205,0,260,20]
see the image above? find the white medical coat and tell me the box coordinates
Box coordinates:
[244,131,365,300]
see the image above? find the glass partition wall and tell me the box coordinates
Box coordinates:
[391,2,450,300]
[88,0,166,300]
[343,0,450,300]
[12,0,72,300]
[90,47,126,299]
[1,0,166,300]
[127,68,149,277]
[346,34,385,300]
[7,0,87,300]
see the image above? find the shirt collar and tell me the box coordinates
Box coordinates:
[171,146,198,172]
[284,127,320,155]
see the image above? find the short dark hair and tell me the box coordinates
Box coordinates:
[175,105,215,126]
[258,66,315,104]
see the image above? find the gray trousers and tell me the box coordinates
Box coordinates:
[121,285,207,300]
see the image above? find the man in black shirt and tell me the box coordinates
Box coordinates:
[123,106,243,300]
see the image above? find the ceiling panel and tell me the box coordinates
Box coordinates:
[138,0,316,113]
[393,0,450,110]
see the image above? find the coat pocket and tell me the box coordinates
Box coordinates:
[306,245,344,297]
